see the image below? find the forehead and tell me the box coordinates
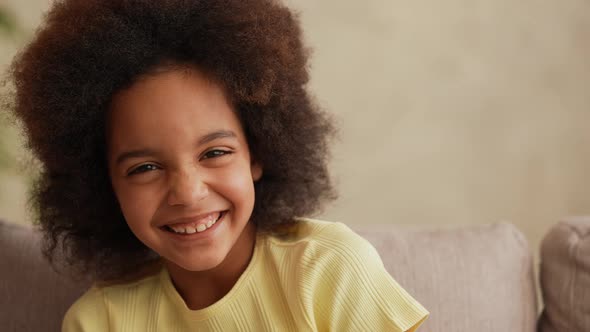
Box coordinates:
[107,68,245,149]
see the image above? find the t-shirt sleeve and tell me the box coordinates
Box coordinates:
[302,222,429,332]
[62,286,109,332]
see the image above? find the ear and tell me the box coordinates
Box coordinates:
[250,160,263,181]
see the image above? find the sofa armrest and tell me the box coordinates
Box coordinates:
[538,217,590,332]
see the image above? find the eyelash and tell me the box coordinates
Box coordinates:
[127,164,160,176]
[126,149,233,176]
[202,149,232,159]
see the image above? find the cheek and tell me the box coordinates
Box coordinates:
[112,182,161,228]
[218,167,256,209]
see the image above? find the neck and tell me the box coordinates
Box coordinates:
[164,222,257,310]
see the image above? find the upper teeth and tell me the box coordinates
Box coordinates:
[168,212,222,234]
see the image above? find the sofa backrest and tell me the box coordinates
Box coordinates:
[353,222,538,332]
[0,220,90,332]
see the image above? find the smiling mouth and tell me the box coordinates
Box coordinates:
[162,211,226,235]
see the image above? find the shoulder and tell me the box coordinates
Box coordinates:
[270,218,371,247]
[62,286,109,331]
[268,218,381,266]
[266,218,390,305]
[266,218,429,332]
[62,272,162,332]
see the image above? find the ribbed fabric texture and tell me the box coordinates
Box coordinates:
[62,219,428,332]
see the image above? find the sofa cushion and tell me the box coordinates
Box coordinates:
[538,217,590,332]
[0,219,90,332]
[353,222,538,332]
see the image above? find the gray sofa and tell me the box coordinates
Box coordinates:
[1,217,589,332]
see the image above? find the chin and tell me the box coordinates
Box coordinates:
[168,253,226,273]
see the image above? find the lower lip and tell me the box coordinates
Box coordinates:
[161,211,226,241]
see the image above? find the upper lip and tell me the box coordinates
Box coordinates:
[158,211,225,227]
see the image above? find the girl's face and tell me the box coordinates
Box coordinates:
[107,67,262,273]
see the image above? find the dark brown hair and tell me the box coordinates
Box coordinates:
[5,0,336,281]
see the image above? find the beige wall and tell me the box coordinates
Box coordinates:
[2,0,590,259]
[0,0,49,225]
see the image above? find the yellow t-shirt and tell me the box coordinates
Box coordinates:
[63,219,428,331]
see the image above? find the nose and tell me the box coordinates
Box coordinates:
[166,168,209,206]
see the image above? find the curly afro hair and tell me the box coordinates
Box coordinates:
[6,0,336,281]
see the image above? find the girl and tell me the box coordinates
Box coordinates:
[7,0,428,331]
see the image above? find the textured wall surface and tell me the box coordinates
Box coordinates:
[1,0,590,262]
[289,0,590,259]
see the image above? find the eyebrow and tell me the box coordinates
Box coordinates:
[198,130,237,145]
[114,130,237,165]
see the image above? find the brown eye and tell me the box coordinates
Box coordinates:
[128,164,160,176]
[201,149,232,160]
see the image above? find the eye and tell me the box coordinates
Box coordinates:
[201,149,232,160]
[128,164,160,176]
